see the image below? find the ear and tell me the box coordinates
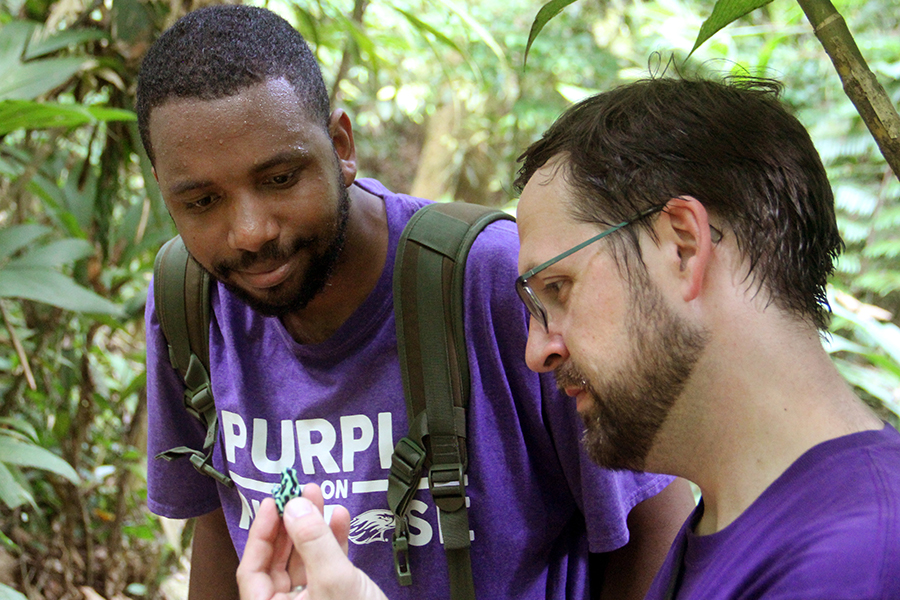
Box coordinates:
[653,197,713,302]
[329,109,358,187]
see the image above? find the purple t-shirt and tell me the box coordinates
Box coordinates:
[145,179,671,600]
[647,425,900,600]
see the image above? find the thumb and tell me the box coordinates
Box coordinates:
[282,497,344,565]
[282,498,388,600]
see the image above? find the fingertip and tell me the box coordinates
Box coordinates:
[284,496,314,520]
[258,496,277,514]
[330,505,351,529]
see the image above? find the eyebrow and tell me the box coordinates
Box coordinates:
[251,148,311,175]
[168,178,213,197]
[166,149,311,197]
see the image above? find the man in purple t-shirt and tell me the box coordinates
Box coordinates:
[512,78,900,599]
[136,5,695,600]
[245,77,900,600]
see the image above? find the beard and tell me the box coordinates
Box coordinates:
[556,271,708,472]
[210,180,351,317]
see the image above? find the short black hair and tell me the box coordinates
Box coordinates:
[135,5,330,164]
[515,77,843,330]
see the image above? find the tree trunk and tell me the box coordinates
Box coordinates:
[410,102,462,202]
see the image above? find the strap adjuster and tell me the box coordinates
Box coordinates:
[429,463,466,512]
[391,437,426,484]
[188,452,234,488]
[392,521,413,586]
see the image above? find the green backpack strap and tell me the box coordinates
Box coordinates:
[387,202,515,600]
[152,235,233,488]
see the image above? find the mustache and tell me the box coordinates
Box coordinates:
[554,362,590,391]
[215,236,314,276]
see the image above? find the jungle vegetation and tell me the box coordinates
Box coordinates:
[0,0,897,598]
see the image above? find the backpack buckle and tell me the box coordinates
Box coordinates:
[188,452,234,488]
[391,437,426,483]
[428,463,466,512]
[392,521,413,586]
[387,437,426,515]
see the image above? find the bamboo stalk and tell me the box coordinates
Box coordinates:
[797,0,900,179]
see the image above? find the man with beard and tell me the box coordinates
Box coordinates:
[137,6,693,600]
[238,76,900,600]
[513,77,900,598]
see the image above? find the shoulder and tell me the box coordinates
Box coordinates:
[711,430,900,598]
[354,178,430,223]
[465,215,520,282]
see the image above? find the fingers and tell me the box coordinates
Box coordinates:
[301,482,325,511]
[329,505,351,556]
[282,497,345,573]
[236,501,290,600]
[237,498,292,600]
[299,484,350,555]
[281,497,388,600]
[239,498,282,574]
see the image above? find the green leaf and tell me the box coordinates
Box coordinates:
[0,21,36,74]
[392,7,465,58]
[0,462,32,510]
[524,0,580,66]
[0,583,28,600]
[5,238,93,269]
[291,6,320,49]
[23,27,107,59]
[556,82,598,103]
[689,0,775,58]
[110,0,157,47]
[0,435,79,483]
[437,0,507,70]
[0,100,135,135]
[0,417,38,441]
[0,224,50,261]
[833,359,900,414]
[0,56,90,101]
[0,267,123,316]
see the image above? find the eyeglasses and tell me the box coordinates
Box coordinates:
[515,205,666,333]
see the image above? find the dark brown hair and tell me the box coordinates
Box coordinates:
[515,77,843,330]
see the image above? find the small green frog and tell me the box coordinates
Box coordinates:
[271,467,302,515]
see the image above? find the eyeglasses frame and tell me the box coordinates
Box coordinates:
[515,204,668,332]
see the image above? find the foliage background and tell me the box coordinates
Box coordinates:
[0,0,897,598]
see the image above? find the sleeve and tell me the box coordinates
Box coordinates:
[464,218,674,553]
[540,371,674,552]
[145,277,222,519]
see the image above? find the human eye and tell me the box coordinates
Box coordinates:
[184,194,218,212]
[265,168,300,188]
[538,278,569,306]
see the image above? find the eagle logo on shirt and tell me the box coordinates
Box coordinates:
[349,509,395,544]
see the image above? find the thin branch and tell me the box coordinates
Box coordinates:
[329,0,369,105]
[797,0,900,179]
[0,300,36,390]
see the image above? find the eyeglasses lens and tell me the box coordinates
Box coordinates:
[516,277,548,332]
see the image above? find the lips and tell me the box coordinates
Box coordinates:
[234,261,292,290]
[563,385,583,398]
[562,384,592,413]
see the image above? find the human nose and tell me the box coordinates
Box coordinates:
[227,194,279,252]
[524,316,569,373]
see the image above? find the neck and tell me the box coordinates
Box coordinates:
[280,183,387,344]
[649,307,881,536]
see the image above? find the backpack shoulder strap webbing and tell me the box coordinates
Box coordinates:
[387,202,515,600]
[152,235,233,487]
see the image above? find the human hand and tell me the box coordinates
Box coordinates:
[236,483,389,600]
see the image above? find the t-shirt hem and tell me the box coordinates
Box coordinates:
[147,497,222,520]
[588,473,678,553]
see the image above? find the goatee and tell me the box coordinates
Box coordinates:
[557,272,708,472]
